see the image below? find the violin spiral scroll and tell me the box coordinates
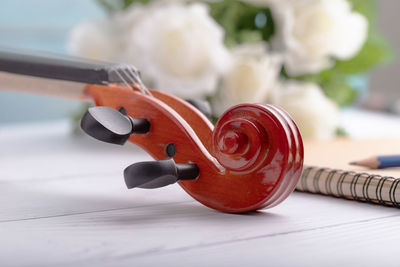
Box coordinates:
[212,105,271,172]
[84,84,304,213]
[181,104,304,212]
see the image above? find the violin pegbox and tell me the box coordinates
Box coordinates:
[80,105,200,188]
[82,84,304,213]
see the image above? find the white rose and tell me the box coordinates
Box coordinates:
[114,3,148,37]
[275,80,339,140]
[68,20,120,61]
[270,0,368,76]
[212,43,282,116]
[126,3,230,99]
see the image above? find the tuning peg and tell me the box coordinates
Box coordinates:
[124,158,199,189]
[80,106,150,145]
[186,99,212,120]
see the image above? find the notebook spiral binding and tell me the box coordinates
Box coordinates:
[296,166,400,208]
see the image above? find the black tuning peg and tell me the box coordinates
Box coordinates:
[80,106,150,145]
[124,158,199,189]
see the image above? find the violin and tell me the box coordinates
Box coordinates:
[0,49,304,213]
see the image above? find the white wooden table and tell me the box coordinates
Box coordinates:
[1,112,400,267]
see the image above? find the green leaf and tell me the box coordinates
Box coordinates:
[208,0,275,46]
[95,0,122,14]
[323,78,357,106]
[237,30,263,44]
[122,0,150,9]
[296,69,358,106]
[336,127,348,137]
[348,0,376,27]
[95,0,150,13]
[335,34,393,74]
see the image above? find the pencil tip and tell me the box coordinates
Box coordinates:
[349,161,357,165]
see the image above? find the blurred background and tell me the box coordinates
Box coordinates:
[0,0,399,139]
[0,0,103,123]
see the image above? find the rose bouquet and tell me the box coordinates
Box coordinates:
[69,0,391,140]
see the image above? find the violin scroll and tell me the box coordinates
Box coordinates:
[179,103,304,213]
[212,105,271,172]
[83,84,304,213]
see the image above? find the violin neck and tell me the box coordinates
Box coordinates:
[0,49,135,100]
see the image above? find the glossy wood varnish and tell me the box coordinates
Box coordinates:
[86,84,304,213]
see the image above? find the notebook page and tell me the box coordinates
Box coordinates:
[304,138,400,178]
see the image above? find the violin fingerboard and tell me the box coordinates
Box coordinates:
[0,48,138,85]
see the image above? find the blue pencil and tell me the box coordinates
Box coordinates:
[350,155,400,169]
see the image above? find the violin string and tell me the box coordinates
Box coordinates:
[119,67,141,93]
[110,66,135,91]
[121,64,139,83]
[120,66,148,95]
[110,64,152,96]
[124,65,144,93]
[126,65,152,96]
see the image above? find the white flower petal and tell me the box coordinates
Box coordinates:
[68,20,119,61]
[270,0,368,76]
[126,2,230,99]
[213,43,282,116]
[332,13,368,59]
[276,80,339,140]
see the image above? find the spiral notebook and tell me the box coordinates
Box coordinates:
[296,138,400,207]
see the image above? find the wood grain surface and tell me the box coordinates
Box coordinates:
[0,121,399,267]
